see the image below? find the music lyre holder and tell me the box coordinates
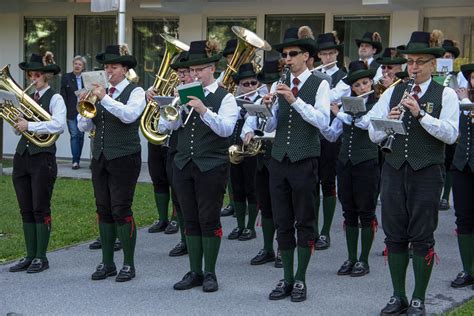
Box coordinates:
[370,117,406,136]
[243,103,272,136]
[341,97,366,116]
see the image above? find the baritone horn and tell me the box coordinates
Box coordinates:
[228,138,263,164]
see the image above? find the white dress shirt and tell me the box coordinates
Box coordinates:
[77,78,146,132]
[158,80,239,138]
[367,77,459,145]
[457,72,468,89]
[323,65,351,103]
[264,68,330,133]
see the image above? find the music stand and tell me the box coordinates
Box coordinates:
[341,97,366,115]
[370,118,406,135]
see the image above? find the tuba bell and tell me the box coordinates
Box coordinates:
[139,34,189,145]
[0,64,58,147]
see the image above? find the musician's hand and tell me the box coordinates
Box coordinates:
[14,117,28,132]
[381,74,394,87]
[262,93,273,106]
[276,84,296,105]
[330,102,340,115]
[243,132,254,145]
[388,107,402,120]
[456,88,468,101]
[146,88,157,102]
[91,83,106,100]
[187,96,207,115]
[401,93,421,118]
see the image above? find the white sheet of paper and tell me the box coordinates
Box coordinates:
[81,71,108,90]
[436,58,453,73]
[243,103,272,118]
[370,118,406,135]
[341,97,366,114]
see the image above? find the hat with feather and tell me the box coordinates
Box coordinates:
[355,32,383,55]
[96,44,137,69]
[185,40,222,67]
[442,39,460,58]
[272,26,317,56]
[397,30,445,58]
[19,51,61,75]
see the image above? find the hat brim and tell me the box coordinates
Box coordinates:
[355,39,382,55]
[170,59,191,70]
[257,72,280,84]
[316,43,343,53]
[375,57,407,65]
[272,39,316,56]
[395,71,409,80]
[232,70,257,84]
[96,53,137,69]
[461,64,474,81]
[185,53,222,67]
[397,47,445,59]
[444,47,460,58]
[343,69,376,85]
[223,47,236,57]
[18,62,61,75]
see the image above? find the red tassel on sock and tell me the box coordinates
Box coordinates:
[425,248,440,266]
[44,216,52,231]
[371,219,378,241]
[214,227,223,238]
[124,216,135,239]
[309,240,315,255]
[383,246,388,265]
[256,211,262,227]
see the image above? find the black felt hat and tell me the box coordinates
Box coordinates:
[185,40,222,67]
[375,47,407,65]
[442,40,460,58]
[343,60,376,85]
[316,32,342,52]
[19,52,60,75]
[461,63,474,82]
[96,44,137,69]
[397,32,445,58]
[232,63,257,84]
[272,26,317,56]
[355,32,383,55]
[223,39,237,57]
[257,59,281,84]
[170,51,190,70]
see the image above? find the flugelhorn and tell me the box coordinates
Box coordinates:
[228,138,263,164]
[77,73,111,119]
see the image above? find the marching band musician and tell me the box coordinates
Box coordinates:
[9,52,66,273]
[322,61,380,278]
[367,32,459,315]
[374,47,407,97]
[227,63,260,241]
[450,63,474,288]
[159,40,238,292]
[355,32,383,82]
[262,26,330,302]
[77,44,146,282]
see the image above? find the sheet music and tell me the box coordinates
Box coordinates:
[243,103,272,118]
[370,118,406,135]
[0,90,20,107]
[81,70,108,90]
[341,97,366,114]
[436,58,453,73]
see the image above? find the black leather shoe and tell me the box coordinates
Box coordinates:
[115,265,135,282]
[165,220,179,234]
[202,272,219,292]
[26,258,49,273]
[239,228,256,241]
[291,280,307,302]
[250,249,275,265]
[406,299,425,315]
[169,241,188,257]
[274,251,282,268]
[451,271,474,288]
[148,220,168,233]
[269,279,293,300]
[91,263,117,280]
[114,239,122,252]
[227,227,243,240]
[173,271,204,290]
[439,198,450,210]
[337,260,355,275]
[220,204,234,217]
[350,261,370,277]
[9,258,32,272]
[315,235,330,250]
[89,237,102,250]
[380,296,409,315]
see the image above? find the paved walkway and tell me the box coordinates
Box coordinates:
[1,166,473,315]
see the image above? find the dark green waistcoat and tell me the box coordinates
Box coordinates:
[452,113,474,171]
[91,83,141,160]
[331,69,347,89]
[385,80,446,170]
[16,88,56,155]
[174,86,230,172]
[339,100,379,165]
[271,75,323,162]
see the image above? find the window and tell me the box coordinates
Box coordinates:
[75,16,117,72]
[132,18,179,89]
[334,15,390,63]
[265,14,324,60]
[24,17,67,91]
[424,17,474,68]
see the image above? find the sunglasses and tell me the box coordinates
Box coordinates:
[281,50,304,58]
[241,80,258,87]
[381,65,394,70]
[406,58,434,66]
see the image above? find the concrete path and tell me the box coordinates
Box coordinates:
[1,165,473,315]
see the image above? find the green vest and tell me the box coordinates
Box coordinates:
[339,99,379,165]
[385,80,446,170]
[174,86,230,172]
[91,83,141,160]
[330,69,347,89]
[272,75,323,162]
[452,113,474,171]
[16,88,56,155]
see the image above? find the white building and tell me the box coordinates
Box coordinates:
[1,0,473,162]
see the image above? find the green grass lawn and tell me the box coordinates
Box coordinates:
[445,297,474,315]
[0,175,157,262]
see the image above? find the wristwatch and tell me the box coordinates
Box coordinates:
[416,110,426,121]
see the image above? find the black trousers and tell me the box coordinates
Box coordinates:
[337,159,379,227]
[173,161,228,237]
[91,152,141,224]
[12,152,57,223]
[166,151,181,216]
[452,166,474,234]
[269,157,318,250]
[256,165,272,219]
[381,162,444,256]
[317,138,340,197]
[147,143,170,194]
[230,156,257,203]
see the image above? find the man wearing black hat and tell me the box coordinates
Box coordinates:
[159,39,239,292]
[261,26,330,302]
[356,32,383,82]
[78,44,146,282]
[368,31,459,315]
[8,52,66,274]
[374,47,407,97]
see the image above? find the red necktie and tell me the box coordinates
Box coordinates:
[34,92,40,102]
[291,78,300,97]
[108,87,116,98]
[412,85,421,101]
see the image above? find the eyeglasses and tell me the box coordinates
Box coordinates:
[241,80,258,87]
[406,58,434,66]
[177,70,190,76]
[318,51,337,57]
[381,65,394,70]
[281,51,304,58]
[189,65,212,73]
